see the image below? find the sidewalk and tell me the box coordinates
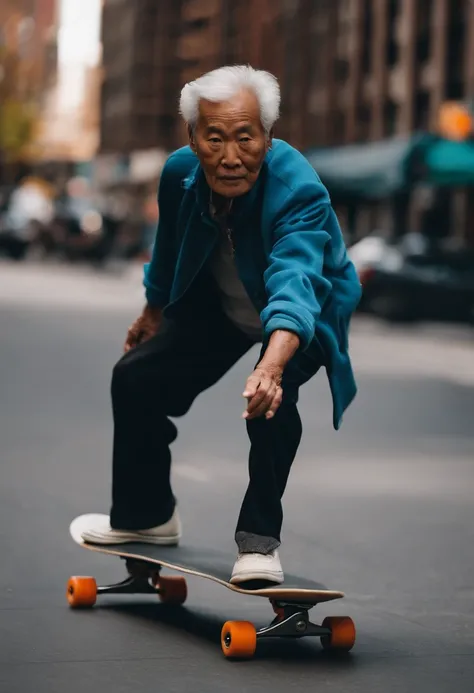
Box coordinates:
[0,257,145,311]
[351,315,474,385]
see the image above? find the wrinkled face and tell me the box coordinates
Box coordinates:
[189,89,272,199]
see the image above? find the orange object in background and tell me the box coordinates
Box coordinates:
[438,101,473,141]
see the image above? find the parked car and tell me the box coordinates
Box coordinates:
[52,196,120,266]
[348,233,474,324]
[0,179,54,260]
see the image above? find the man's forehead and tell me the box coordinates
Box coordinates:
[198,90,261,121]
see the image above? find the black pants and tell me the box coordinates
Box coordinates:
[109,309,305,552]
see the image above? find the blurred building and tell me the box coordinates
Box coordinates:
[100,0,182,154]
[81,67,103,153]
[98,0,474,242]
[308,0,474,245]
[302,0,474,148]
[99,0,474,151]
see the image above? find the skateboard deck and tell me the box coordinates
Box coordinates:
[68,514,356,658]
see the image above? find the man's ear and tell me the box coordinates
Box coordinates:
[188,125,196,152]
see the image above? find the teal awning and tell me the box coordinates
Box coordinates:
[304,133,474,200]
[304,136,424,200]
[422,138,474,186]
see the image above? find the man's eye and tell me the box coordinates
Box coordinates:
[239,137,250,143]
[209,137,221,143]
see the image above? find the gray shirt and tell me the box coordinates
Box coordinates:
[208,215,262,340]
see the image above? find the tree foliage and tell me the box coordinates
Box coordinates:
[0,98,37,161]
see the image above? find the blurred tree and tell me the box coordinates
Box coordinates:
[0,98,37,161]
[0,40,38,163]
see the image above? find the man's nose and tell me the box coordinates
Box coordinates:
[221,142,241,168]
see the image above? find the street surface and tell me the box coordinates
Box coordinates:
[1,259,474,692]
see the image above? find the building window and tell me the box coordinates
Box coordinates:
[386,0,399,66]
[384,100,398,136]
[415,91,430,130]
[362,1,373,76]
[332,110,346,144]
[357,104,371,142]
[446,3,466,99]
[416,34,431,64]
[186,17,210,30]
[221,0,236,63]
[335,58,349,83]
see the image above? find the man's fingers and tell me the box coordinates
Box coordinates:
[135,329,146,344]
[123,324,140,353]
[243,375,261,399]
[244,384,283,421]
[245,379,271,412]
[251,392,275,419]
[265,387,283,419]
[244,381,277,419]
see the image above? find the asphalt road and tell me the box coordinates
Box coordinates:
[1,260,474,693]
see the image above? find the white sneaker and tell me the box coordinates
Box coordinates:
[230,550,284,585]
[71,508,182,546]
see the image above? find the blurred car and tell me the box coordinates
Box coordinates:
[0,178,55,260]
[348,233,474,324]
[50,178,121,265]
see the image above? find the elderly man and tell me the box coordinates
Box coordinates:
[76,66,361,585]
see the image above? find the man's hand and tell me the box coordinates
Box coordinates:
[124,304,162,352]
[242,365,283,421]
[242,329,300,421]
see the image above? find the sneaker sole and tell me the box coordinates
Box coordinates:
[229,570,284,585]
[81,532,181,546]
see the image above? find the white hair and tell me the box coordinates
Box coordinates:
[179,65,280,133]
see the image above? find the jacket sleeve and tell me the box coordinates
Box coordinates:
[143,160,179,307]
[260,181,336,350]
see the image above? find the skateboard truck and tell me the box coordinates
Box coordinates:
[257,601,331,640]
[96,575,158,597]
[88,560,163,597]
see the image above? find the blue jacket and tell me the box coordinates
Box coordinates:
[143,139,362,429]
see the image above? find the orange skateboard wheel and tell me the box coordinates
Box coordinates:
[67,576,97,608]
[320,616,356,651]
[221,621,257,659]
[158,576,187,605]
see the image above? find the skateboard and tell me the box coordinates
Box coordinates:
[68,514,356,659]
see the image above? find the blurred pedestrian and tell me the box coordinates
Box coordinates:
[75,66,362,585]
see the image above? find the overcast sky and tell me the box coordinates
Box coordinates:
[57,0,101,66]
[55,0,101,110]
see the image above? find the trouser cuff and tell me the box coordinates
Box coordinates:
[235,531,280,554]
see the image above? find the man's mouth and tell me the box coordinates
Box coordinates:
[219,175,246,181]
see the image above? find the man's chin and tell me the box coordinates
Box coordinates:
[213,180,252,198]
